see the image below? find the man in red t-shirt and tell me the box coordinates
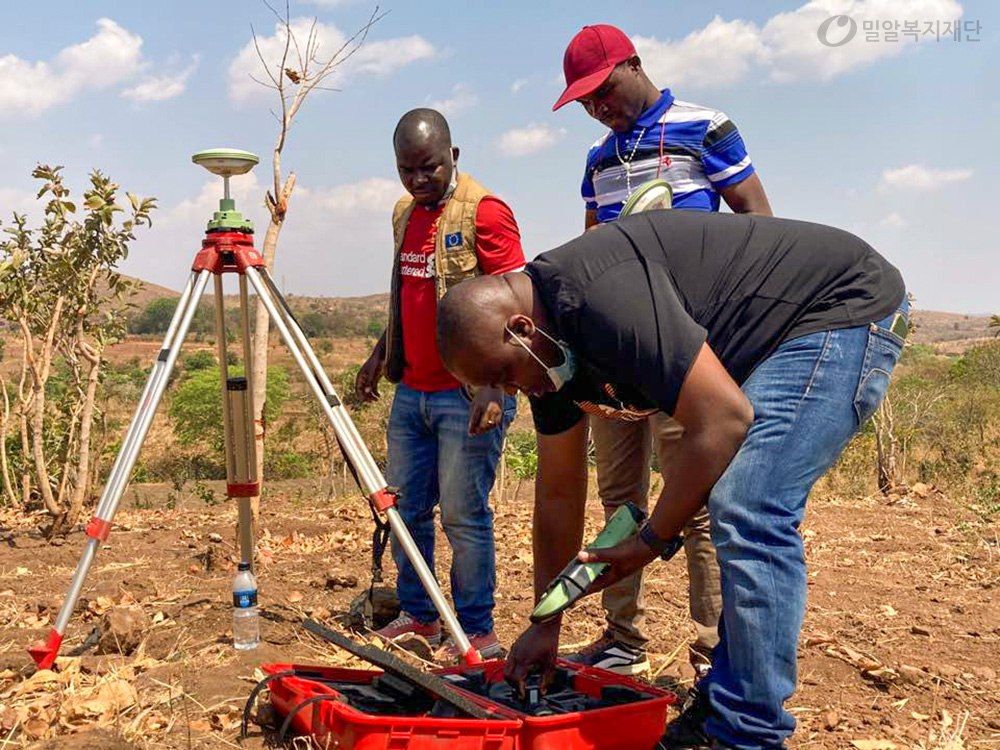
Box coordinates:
[356,109,524,661]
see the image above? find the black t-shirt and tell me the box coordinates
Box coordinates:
[526,210,905,435]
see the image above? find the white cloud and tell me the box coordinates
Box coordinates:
[880,164,973,191]
[306,178,403,213]
[878,212,907,229]
[761,0,962,83]
[228,19,434,103]
[498,124,566,157]
[131,173,401,296]
[632,0,963,89]
[634,17,766,89]
[352,36,436,76]
[122,54,200,103]
[0,18,143,117]
[427,84,478,116]
[0,187,44,222]
[511,78,527,94]
[160,172,265,232]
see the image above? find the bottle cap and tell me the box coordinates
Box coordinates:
[238,562,251,571]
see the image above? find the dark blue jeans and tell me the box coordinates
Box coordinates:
[703,300,908,750]
[387,384,515,635]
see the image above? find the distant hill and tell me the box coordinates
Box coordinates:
[909,309,995,353]
[97,274,180,309]
[124,276,995,353]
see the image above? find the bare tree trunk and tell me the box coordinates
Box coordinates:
[31,379,60,520]
[249,170,295,529]
[0,372,17,506]
[874,396,898,494]
[318,416,339,501]
[17,341,32,507]
[242,4,381,532]
[23,298,67,530]
[89,409,109,498]
[18,405,31,507]
[62,339,101,532]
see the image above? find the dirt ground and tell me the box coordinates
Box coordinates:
[1,474,998,749]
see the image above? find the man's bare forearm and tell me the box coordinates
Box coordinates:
[532,480,586,602]
[531,422,589,601]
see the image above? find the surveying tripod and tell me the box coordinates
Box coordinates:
[28,149,481,669]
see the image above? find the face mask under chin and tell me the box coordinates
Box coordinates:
[505,324,577,392]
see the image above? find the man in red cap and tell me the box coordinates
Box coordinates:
[552,24,772,683]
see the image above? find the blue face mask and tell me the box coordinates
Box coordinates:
[506,323,577,391]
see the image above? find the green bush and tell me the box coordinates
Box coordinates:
[183,350,217,371]
[265,450,316,479]
[168,365,290,452]
[505,431,539,480]
[129,297,178,335]
[300,311,330,338]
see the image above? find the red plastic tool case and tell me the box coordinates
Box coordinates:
[264,659,677,750]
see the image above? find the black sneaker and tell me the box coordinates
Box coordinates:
[563,631,650,676]
[657,691,724,750]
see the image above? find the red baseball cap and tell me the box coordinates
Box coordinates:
[553,25,636,112]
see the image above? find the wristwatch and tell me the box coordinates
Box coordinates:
[638,521,684,561]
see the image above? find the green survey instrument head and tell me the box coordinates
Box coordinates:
[619,178,673,218]
[191,148,259,233]
[530,503,645,624]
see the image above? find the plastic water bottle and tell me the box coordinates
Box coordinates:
[233,562,260,650]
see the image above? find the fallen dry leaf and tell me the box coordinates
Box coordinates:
[850,740,898,750]
[22,717,49,739]
[64,679,138,722]
[15,669,62,696]
[804,631,835,647]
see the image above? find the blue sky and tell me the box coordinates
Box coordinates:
[0,0,996,313]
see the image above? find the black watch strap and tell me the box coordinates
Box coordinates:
[639,521,684,561]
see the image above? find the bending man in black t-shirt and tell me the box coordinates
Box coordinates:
[435,210,907,750]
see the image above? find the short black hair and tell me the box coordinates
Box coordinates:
[393,108,452,150]
[437,276,512,380]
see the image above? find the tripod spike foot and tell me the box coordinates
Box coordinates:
[28,628,63,670]
[462,646,483,666]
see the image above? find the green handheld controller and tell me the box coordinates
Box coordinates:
[530,502,646,624]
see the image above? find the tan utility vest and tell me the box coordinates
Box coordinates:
[384,172,492,383]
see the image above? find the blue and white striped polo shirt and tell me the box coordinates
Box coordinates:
[582,89,754,223]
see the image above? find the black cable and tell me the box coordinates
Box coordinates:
[276,694,348,745]
[240,668,326,741]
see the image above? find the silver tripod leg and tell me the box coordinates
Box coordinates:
[243,267,480,665]
[29,270,213,669]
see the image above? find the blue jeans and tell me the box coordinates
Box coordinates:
[387,383,516,635]
[703,300,907,750]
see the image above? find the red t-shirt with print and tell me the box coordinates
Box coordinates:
[399,195,524,391]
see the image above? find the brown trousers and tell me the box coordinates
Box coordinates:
[590,413,722,665]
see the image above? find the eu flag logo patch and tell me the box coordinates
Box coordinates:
[444,231,463,249]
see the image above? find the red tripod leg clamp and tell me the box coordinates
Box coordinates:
[370,488,397,513]
[228,483,259,498]
[85,517,112,542]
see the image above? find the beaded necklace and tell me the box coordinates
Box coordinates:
[614,120,668,198]
[615,126,646,197]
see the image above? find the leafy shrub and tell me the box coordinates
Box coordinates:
[168,365,289,452]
